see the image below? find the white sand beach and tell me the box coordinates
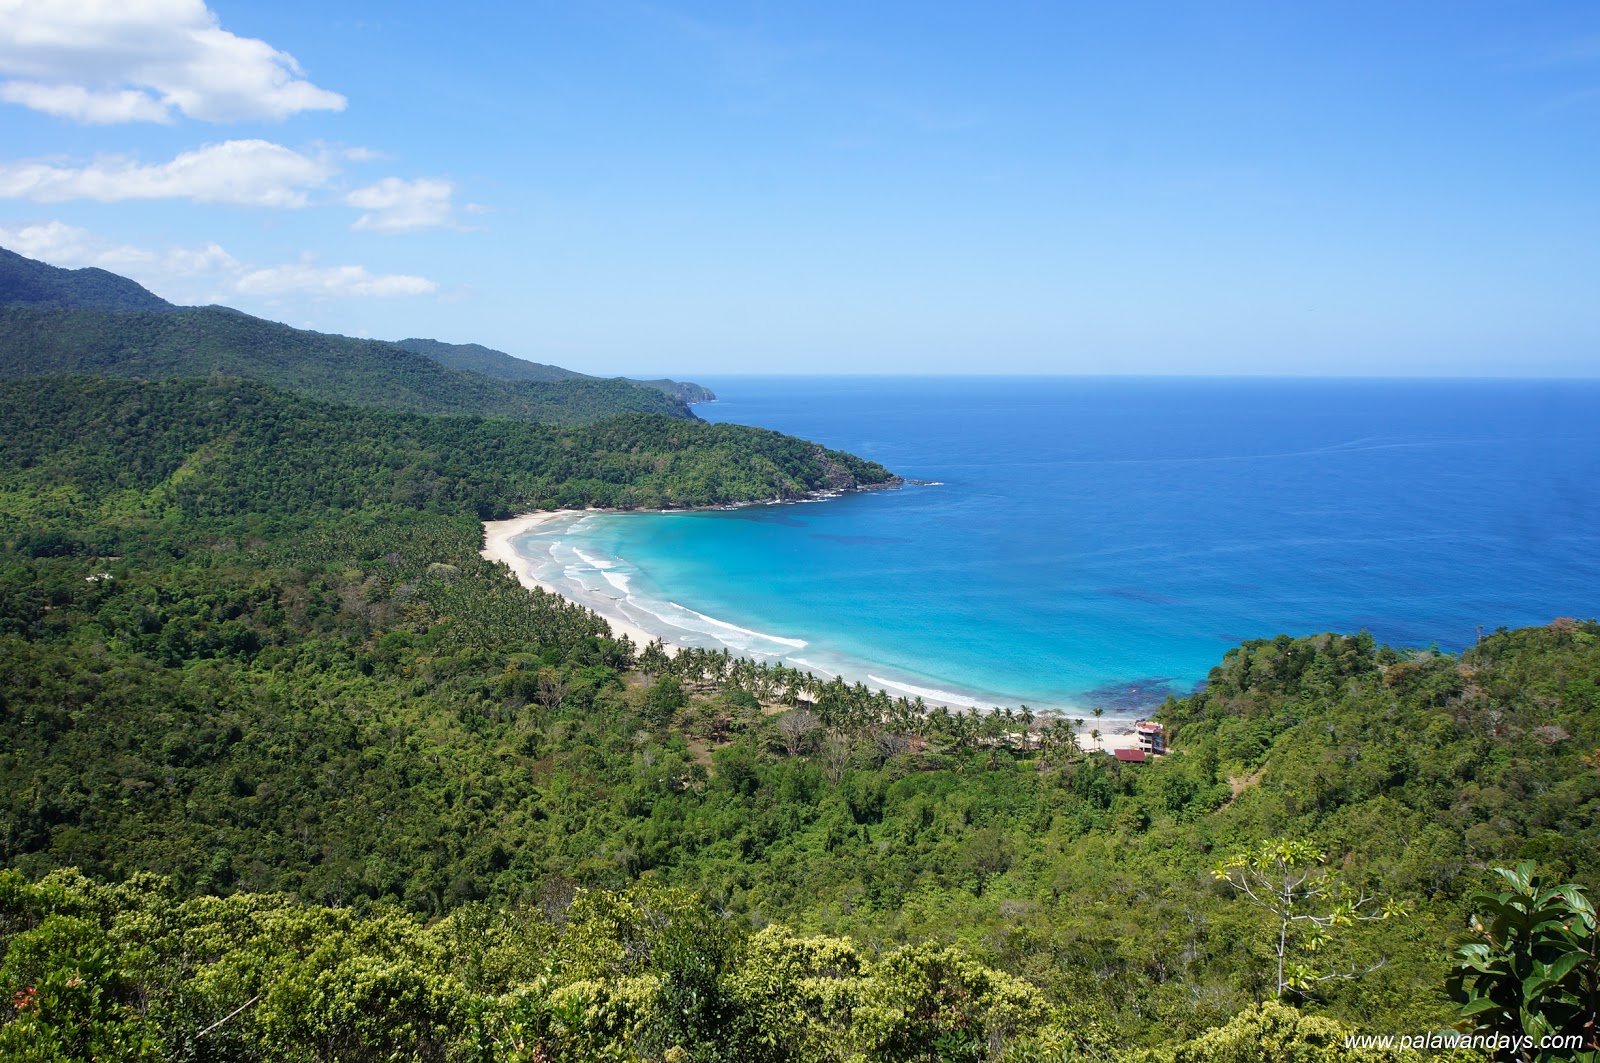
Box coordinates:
[482,511,1144,749]
[480,511,670,655]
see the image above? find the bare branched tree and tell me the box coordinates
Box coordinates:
[874,730,910,762]
[777,709,820,758]
[535,667,568,712]
[822,731,854,784]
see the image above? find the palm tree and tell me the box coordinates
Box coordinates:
[1058,722,1080,759]
[1032,723,1053,764]
[638,639,669,681]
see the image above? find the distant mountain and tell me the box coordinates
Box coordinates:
[631,377,716,404]
[0,245,175,313]
[396,337,717,404]
[0,306,694,424]
[393,337,587,382]
[0,247,696,425]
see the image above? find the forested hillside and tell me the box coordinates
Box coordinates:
[395,337,718,404]
[394,337,588,381]
[1,373,1596,1059]
[0,247,702,425]
[0,246,173,313]
[0,307,694,425]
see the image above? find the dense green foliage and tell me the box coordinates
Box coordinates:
[0,357,1595,1057]
[1448,862,1598,1060]
[0,376,890,522]
[0,247,173,313]
[0,870,1101,1063]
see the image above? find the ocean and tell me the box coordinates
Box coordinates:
[509,377,1600,715]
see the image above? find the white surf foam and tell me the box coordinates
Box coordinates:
[574,548,614,570]
[669,603,808,649]
[867,675,990,709]
[602,570,632,593]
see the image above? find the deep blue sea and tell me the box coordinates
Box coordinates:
[512,377,1600,715]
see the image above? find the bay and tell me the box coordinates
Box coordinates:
[511,376,1600,714]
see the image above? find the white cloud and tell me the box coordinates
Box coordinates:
[346,177,460,233]
[0,219,238,284]
[236,260,438,298]
[0,81,170,122]
[0,220,437,300]
[0,0,346,123]
[0,144,483,231]
[0,139,336,207]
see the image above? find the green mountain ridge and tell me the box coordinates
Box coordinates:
[0,247,704,425]
[394,336,717,405]
[393,336,587,381]
[0,305,694,425]
[0,245,175,313]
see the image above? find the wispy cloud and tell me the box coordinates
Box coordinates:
[0,142,478,232]
[0,218,238,281]
[346,176,467,233]
[0,139,337,207]
[236,259,437,298]
[0,4,487,235]
[0,220,438,300]
[0,0,346,124]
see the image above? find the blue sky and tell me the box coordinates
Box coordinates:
[2,1,1598,376]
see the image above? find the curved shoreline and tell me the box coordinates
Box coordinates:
[481,508,1145,750]
[481,510,672,655]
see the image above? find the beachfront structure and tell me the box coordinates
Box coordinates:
[1114,748,1147,764]
[1135,721,1166,757]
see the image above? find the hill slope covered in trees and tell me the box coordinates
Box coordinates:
[0,365,1596,1058]
[395,337,717,404]
[0,246,704,425]
[394,336,588,381]
[0,306,694,425]
[0,246,173,313]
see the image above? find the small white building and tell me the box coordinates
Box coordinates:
[1135,720,1166,756]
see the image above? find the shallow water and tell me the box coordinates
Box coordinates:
[512,376,1600,714]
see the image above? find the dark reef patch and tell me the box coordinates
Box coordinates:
[1080,676,1186,711]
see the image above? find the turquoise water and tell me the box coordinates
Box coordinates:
[513,377,1600,714]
